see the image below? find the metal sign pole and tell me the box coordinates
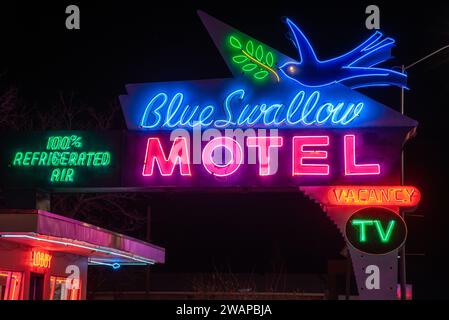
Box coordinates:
[399,64,407,300]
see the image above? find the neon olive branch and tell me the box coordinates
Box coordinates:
[229,35,280,82]
[241,50,280,82]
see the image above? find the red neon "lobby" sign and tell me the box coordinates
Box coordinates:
[31,250,52,269]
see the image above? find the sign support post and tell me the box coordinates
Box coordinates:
[399,64,407,300]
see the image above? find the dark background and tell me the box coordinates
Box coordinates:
[1,1,448,298]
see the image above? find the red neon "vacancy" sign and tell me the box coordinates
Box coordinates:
[328,186,421,207]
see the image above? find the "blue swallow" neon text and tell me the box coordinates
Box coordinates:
[140,89,364,129]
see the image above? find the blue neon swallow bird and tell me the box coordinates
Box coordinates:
[280,18,407,89]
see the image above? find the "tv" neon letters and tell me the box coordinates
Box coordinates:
[351,219,396,243]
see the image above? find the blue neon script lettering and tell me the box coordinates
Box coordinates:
[140,90,364,129]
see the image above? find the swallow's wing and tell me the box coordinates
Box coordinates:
[347,34,395,67]
[324,32,395,68]
[285,18,318,64]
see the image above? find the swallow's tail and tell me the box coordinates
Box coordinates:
[340,67,408,89]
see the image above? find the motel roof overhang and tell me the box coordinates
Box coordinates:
[0,209,165,268]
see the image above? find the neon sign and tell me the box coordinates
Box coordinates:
[140,133,382,180]
[120,12,418,132]
[31,250,52,269]
[119,8,416,188]
[142,137,191,177]
[351,219,396,243]
[202,137,243,177]
[122,79,418,132]
[345,207,407,255]
[279,19,407,89]
[328,186,421,206]
[138,89,366,130]
[292,136,329,176]
[11,135,111,183]
[247,136,283,176]
[344,135,380,175]
[0,131,120,189]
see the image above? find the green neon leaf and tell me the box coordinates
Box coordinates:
[254,70,269,79]
[265,52,274,67]
[246,40,254,55]
[229,36,242,49]
[242,63,257,72]
[232,55,248,64]
[255,45,263,61]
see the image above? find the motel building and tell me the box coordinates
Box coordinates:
[0,209,165,300]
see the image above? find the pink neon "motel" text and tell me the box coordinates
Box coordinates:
[142,134,381,177]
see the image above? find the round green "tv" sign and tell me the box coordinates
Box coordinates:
[345,207,407,255]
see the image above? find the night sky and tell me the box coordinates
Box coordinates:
[1,1,449,299]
